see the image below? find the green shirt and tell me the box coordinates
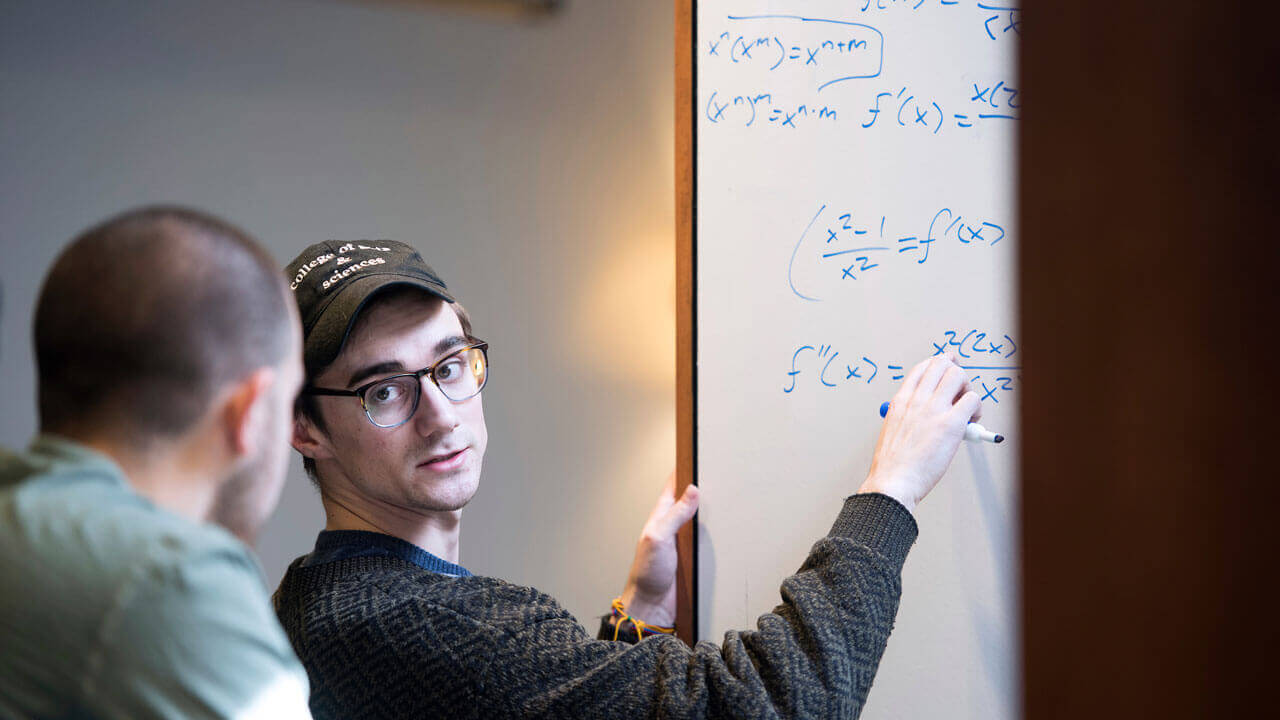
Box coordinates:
[0,436,311,719]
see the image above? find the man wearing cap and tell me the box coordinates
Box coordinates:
[274,239,982,719]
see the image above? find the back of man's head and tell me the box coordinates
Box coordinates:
[35,206,292,445]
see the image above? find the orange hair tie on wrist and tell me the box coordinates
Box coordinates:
[610,597,676,641]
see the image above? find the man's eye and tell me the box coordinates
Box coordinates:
[370,383,403,404]
[436,359,464,382]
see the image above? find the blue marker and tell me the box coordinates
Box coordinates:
[879,401,1005,444]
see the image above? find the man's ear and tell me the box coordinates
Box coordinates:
[292,405,335,462]
[222,368,275,461]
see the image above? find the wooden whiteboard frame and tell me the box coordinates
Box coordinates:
[674,0,696,646]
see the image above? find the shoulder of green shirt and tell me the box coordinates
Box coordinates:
[2,435,313,719]
[87,537,312,719]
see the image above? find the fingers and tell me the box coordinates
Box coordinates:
[950,390,982,425]
[927,358,984,423]
[931,362,981,422]
[889,353,974,420]
[913,352,960,402]
[652,484,700,538]
[934,364,968,410]
[892,355,933,409]
[647,471,678,519]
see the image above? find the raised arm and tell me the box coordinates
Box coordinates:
[488,353,980,718]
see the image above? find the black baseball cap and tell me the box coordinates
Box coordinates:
[285,240,455,373]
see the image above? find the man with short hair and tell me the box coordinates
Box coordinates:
[0,207,312,719]
[275,239,983,719]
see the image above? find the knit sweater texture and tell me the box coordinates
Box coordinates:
[274,493,917,719]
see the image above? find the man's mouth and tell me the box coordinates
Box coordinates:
[419,448,468,472]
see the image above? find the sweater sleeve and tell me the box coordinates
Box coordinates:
[484,493,917,720]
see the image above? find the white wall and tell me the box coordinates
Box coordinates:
[0,0,675,626]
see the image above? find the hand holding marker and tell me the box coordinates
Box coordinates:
[879,401,1005,444]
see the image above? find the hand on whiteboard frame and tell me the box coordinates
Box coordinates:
[858,352,982,514]
[618,471,701,628]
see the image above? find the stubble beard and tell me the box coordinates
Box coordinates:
[211,428,288,546]
[211,457,270,545]
[405,455,481,513]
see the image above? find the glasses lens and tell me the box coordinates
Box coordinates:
[434,346,488,402]
[363,375,420,427]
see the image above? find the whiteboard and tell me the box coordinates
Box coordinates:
[694,2,1021,718]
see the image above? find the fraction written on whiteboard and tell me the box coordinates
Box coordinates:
[788,204,1008,302]
[783,330,1021,403]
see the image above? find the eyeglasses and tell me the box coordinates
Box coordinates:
[304,342,489,429]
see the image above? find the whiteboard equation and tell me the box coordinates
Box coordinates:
[788,204,1007,302]
[783,330,1021,403]
[704,8,1020,132]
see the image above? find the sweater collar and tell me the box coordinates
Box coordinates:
[302,529,472,577]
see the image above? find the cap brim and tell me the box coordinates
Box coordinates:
[304,273,455,372]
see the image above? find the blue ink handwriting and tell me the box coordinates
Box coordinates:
[709,16,885,90]
[789,205,1009,299]
[783,336,1021,402]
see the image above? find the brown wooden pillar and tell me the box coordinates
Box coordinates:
[1020,3,1277,717]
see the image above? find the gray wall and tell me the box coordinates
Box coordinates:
[0,0,676,626]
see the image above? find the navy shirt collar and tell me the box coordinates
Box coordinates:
[302,530,472,577]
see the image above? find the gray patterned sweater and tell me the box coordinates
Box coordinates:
[274,493,917,719]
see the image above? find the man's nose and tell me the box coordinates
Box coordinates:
[411,376,460,435]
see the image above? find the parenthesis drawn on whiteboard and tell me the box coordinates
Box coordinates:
[789,204,826,302]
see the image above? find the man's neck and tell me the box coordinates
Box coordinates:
[71,432,220,526]
[320,492,463,564]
